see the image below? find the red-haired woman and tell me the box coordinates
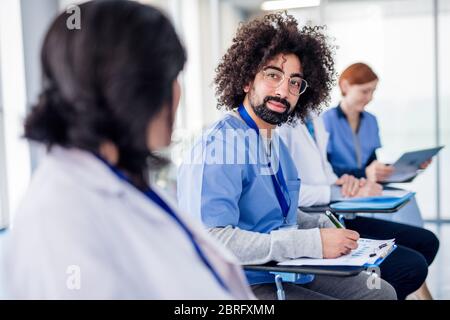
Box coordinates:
[322,63,437,299]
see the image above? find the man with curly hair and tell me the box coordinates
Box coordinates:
[177,13,396,300]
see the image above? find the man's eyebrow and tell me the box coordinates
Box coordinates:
[291,72,304,78]
[264,65,304,78]
[264,65,283,72]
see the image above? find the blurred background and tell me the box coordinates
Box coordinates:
[0,0,449,298]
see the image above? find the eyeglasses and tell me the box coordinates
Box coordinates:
[261,67,308,96]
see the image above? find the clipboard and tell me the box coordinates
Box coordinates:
[277,238,396,268]
[243,244,396,285]
[364,245,397,268]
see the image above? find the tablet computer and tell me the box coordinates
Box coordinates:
[383,146,444,183]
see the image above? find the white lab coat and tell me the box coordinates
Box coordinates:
[4,147,255,299]
[278,116,424,227]
[278,116,338,207]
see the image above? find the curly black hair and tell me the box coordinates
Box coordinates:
[214,12,336,123]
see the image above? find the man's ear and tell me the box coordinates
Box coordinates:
[243,82,251,93]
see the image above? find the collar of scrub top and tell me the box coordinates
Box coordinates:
[336,103,365,119]
[237,103,291,222]
[93,153,230,293]
[336,103,365,132]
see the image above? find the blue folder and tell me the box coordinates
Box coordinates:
[330,192,415,211]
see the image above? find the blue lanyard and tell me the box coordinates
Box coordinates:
[305,117,316,142]
[237,104,291,221]
[95,155,230,293]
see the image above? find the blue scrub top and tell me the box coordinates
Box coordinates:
[177,114,301,285]
[322,105,381,178]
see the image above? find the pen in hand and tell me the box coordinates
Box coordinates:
[325,210,345,229]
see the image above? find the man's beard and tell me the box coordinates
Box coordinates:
[249,95,291,125]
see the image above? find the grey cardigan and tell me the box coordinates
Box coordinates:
[208,210,335,265]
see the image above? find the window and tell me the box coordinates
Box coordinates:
[438,0,450,219]
[0,0,31,227]
[323,0,441,220]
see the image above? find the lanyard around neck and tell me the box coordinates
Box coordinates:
[305,117,316,142]
[237,104,291,221]
[94,155,230,293]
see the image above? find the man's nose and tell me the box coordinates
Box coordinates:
[275,78,290,98]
